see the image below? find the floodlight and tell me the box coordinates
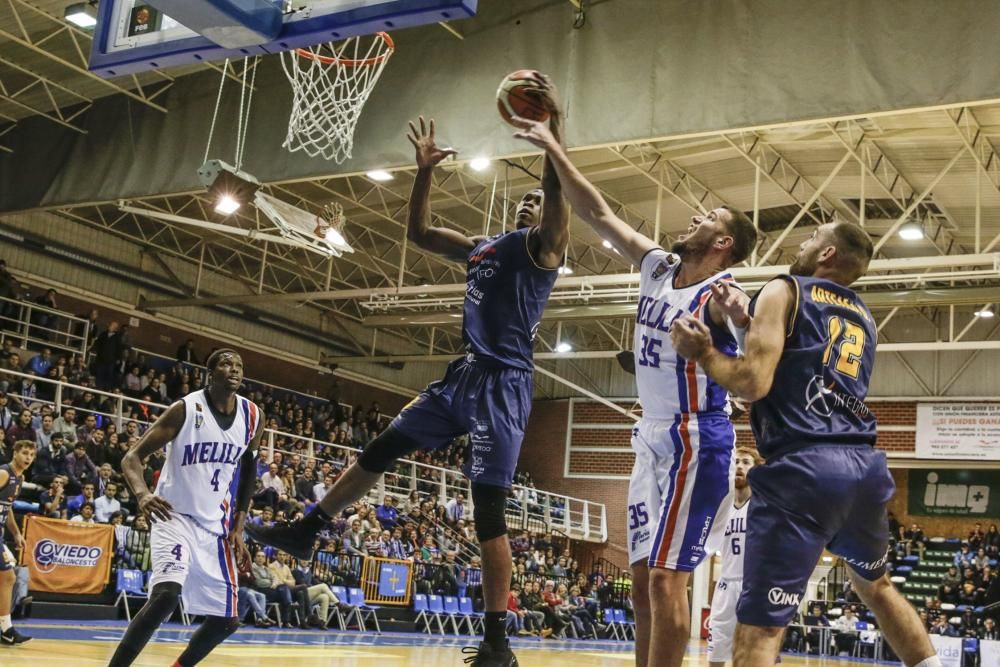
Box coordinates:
[64,2,97,28]
[198,159,261,216]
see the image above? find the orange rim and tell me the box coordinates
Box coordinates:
[295,32,394,67]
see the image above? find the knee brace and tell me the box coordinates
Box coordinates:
[472,482,508,542]
[357,426,423,473]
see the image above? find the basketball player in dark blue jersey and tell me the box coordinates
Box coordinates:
[247,73,569,667]
[671,222,939,667]
[0,440,34,646]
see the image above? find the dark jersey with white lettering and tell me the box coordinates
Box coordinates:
[749,275,877,459]
[462,227,559,370]
[0,463,23,540]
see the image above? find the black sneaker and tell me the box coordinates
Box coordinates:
[245,522,315,561]
[461,641,519,666]
[1,627,31,645]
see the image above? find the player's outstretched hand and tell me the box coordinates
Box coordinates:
[138,492,174,522]
[710,281,751,328]
[407,116,457,169]
[229,531,251,569]
[511,116,559,152]
[13,533,25,554]
[671,315,713,362]
[524,71,562,117]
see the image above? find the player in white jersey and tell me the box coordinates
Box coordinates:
[708,446,761,667]
[109,349,263,667]
[513,117,757,667]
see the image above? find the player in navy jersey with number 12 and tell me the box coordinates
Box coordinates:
[672,222,939,667]
[247,73,569,667]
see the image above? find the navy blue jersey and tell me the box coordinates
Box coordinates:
[0,463,22,539]
[749,275,877,459]
[462,227,558,370]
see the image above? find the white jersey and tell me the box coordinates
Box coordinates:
[154,390,260,537]
[718,499,749,580]
[634,248,740,420]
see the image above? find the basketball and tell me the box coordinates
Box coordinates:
[496,69,551,125]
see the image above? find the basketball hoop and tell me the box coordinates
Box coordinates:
[280,32,395,163]
[254,192,354,257]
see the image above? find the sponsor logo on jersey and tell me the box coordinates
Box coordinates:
[631,528,649,552]
[651,261,671,281]
[843,552,888,572]
[34,538,103,573]
[804,375,873,419]
[767,587,801,607]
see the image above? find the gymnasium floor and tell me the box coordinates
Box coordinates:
[0,621,891,666]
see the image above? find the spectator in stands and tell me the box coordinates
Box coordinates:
[929,614,958,637]
[958,581,983,607]
[294,468,317,504]
[84,427,108,467]
[521,581,553,638]
[31,290,58,341]
[94,481,122,523]
[804,604,831,655]
[268,551,314,628]
[445,492,466,524]
[40,475,68,519]
[986,524,1000,556]
[250,550,296,627]
[974,547,991,571]
[342,518,365,557]
[954,543,973,569]
[71,501,96,523]
[34,431,67,486]
[981,617,999,640]
[939,583,959,605]
[0,259,21,321]
[941,565,961,590]
[566,585,599,638]
[24,348,52,376]
[832,606,860,656]
[52,407,77,447]
[903,523,926,558]
[5,408,35,452]
[314,473,334,502]
[291,556,339,629]
[376,495,399,529]
[91,321,125,391]
[64,441,97,492]
[969,523,985,550]
[34,412,53,450]
[68,481,96,516]
[506,583,531,636]
[236,557,274,628]
[119,514,151,571]
[176,339,200,364]
[0,393,12,443]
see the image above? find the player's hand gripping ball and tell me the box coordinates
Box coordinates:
[497,69,552,125]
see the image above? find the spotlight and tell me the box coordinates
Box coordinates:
[469,157,491,172]
[555,342,572,353]
[198,159,260,216]
[324,227,346,246]
[601,239,613,249]
[557,265,574,275]
[214,195,240,215]
[898,222,924,241]
[975,307,995,319]
[64,2,97,28]
[366,170,393,182]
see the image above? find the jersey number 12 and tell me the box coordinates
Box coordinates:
[822,316,865,379]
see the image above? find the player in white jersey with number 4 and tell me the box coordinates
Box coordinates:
[708,446,761,667]
[109,349,263,667]
[512,118,758,667]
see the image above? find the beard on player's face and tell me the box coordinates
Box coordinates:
[734,476,748,490]
[670,228,714,258]
[789,245,821,276]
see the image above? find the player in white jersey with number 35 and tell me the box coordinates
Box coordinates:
[512,117,758,667]
[708,446,761,667]
[109,349,263,667]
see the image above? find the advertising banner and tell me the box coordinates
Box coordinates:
[23,516,114,594]
[915,403,1000,460]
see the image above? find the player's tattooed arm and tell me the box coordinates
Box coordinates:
[122,400,185,522]
[511,116,657,268]
[405,116,485,262]
[671,279,794,401]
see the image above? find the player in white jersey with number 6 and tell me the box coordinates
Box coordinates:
[708,446,761,667]
[512,117,758,667]
[109,349,263,667]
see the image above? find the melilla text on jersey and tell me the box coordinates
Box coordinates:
[724,515,746,537]
[810,285,871,323]
[180,441,246,467]
[635,295,687,332]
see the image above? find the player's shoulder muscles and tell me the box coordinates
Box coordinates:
[754,276,798,337]
[0,468,8,488]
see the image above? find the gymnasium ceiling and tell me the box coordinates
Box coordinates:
[2,0,1000,399]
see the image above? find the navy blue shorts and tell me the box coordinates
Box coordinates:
[390,354,533,488]
[736,445,895,627]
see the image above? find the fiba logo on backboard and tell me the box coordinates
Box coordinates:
[33,538,103,573]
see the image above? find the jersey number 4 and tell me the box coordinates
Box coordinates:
[822,316,865,379]
[210,469,221,492]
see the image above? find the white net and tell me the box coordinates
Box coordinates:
[254,191,354,257]
[280,32,394,163]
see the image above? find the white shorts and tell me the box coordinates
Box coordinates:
[708,577,743,662]
[627,416,735,569]
[150,512,238,618]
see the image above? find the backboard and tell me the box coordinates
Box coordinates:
[89,0,478,78]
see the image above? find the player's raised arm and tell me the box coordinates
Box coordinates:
[528,74,570,269]
[512,117,657,268]
[671,278,795,401]
[121,400,185,522]
[406,116,484,263]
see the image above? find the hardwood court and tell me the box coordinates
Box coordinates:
[0,636,886,667]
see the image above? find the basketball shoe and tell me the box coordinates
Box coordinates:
[1,626,31,645]
[461,640,518,666]
[245,522,315,561]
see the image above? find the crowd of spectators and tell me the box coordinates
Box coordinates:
[0,298,617,638]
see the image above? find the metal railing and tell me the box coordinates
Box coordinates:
[0,294,89,358]
[6,368,608,543]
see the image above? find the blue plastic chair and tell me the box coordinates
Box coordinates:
[441,595,468,635]
[345,587,381,633]
[114,569,147,621]
[459,596,484,634]
[413,594,434,634]
[426,594,448,634]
